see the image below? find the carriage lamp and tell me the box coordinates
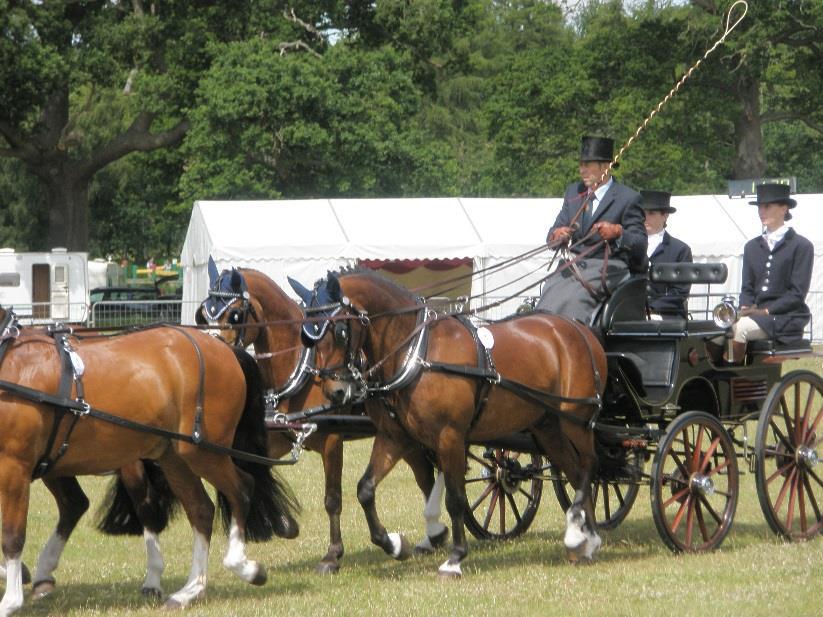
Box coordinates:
[712,295,738,329]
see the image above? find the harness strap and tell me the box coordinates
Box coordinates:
[167,326,207,444]
[420,361,599,427]
[0,378,296,467]
[32,331,85,479]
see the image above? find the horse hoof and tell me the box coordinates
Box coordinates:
[250,565,267,586]
[315,561,340,575]
[21,563,31,585]
[417,526,450,554]
[162,598,185,611]
[274,513,300,539]
[437,560,463,579]
[31,579,56,601]
[393,534,413,561]
[141,586,163,599]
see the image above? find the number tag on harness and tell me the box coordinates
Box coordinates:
[477,327,495,350]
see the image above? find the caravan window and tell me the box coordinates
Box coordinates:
[0,273,20,287]
[54,265,67,284]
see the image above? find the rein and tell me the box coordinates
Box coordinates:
[0,315,301,470]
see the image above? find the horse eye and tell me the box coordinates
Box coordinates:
[230,310,241,323]
[334,322,349,345]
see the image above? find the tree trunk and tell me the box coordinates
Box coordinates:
[45,176,90,251]
[732,76,766,180]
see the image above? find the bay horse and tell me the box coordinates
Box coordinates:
[300,269,607,577]
[0,312,297,615]
[195,264,449,573]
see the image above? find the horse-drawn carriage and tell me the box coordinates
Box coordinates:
[463,262,822,552]
[0,257,819,614]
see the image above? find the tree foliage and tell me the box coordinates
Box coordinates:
[0,0,821,259]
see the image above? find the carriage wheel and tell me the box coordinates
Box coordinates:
[464,446,543,540]
[552,448,644,530]
[755,370,823,541]
[650,411,738,552]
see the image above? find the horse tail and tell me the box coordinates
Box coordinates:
[217,346,301,542]
[95,460,180,535]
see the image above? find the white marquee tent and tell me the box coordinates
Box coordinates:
[181,196,823,341]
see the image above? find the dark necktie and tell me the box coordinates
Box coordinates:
[582,190,595,230]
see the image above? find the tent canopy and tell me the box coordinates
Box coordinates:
[181,196,823,340]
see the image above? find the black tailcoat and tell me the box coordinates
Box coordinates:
[548,179,647,273]
[740,227,814,342]
[647,231,693,318]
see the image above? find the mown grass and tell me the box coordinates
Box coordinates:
[7,356,822,617]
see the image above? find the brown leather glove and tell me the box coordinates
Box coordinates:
[592,221,622,241]
[548,226,572,244]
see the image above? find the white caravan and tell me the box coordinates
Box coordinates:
[0,248,90,324]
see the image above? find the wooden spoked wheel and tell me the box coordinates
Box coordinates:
[650,411,739,552]
[755,370,823,541]
[464,446,543,540]
[552,448,644,530]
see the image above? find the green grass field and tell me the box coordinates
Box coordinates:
[6,358,822,617]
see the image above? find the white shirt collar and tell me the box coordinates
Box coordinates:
[590,177,613,212]
[762,224,790,251]
[647,230,665,257]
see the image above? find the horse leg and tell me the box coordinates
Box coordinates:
[28,477,90,600]
[316,434,345,574]
[435,436,470,578]
[532,424,601,562]
[357,433,414,561]
[180,451,267,587]
[0,461,31,617]
[400,448,448,554]
[117,461,166,597]
[154,455,215,610]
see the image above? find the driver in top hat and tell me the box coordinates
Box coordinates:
[721,182,813,363]
[537,135,647,323]
[642,190,693,319]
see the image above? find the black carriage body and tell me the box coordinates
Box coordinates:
[596,265,785,426]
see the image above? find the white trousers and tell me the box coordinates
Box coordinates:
[731,316,769,344]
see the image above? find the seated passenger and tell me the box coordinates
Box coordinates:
[642,190,693,320]
[724,183,813,364]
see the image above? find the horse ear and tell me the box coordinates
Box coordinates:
[326,273,342,302]
[288,276,313,305]
[229,269,243,292]
[207,256,219,287]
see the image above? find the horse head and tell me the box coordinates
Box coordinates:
[197,260,259,346]
[297,273,370,405]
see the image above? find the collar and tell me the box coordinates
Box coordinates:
[762,224,790,251]
[592,177,614,203]
[647,229,666,257]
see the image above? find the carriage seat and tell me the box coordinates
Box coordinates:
[606,319,688,337]
[649,262,728,286]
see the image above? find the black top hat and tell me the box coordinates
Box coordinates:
[640,190,676,213]
[579,135,615,164]
[748,183,797,208]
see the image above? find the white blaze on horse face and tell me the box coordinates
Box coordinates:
[0,557,25,617]
[33,532,66,586]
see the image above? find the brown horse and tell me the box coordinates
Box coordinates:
[0,313,297,615]
[195,265,449,573]
[303,270,607,576]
